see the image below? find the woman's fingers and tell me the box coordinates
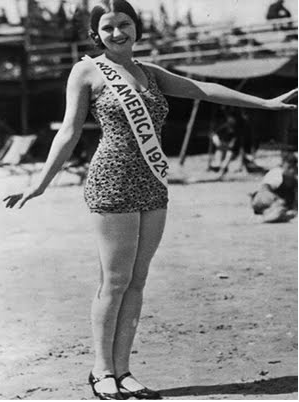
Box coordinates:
[3,188,43,209]
[278,88,298,103]
[3,196,11,202]
[3,194,23,208]
[19,194,32,209]
[267,88,298,110]
[281,103,297,110]
[3,193,28,208]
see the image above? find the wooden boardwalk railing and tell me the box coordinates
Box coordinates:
[0,17,297,81]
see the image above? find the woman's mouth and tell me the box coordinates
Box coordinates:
[112,38,128,45]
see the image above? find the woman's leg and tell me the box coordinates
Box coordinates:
[113,209,167,380]
[91,212,140,380]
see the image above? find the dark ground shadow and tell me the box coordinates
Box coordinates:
[168,174,265,185]
[159,376,298,398]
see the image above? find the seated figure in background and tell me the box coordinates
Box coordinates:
[250,152,297,223]
[266,0,291,20]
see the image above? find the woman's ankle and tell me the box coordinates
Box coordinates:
[115,368,130,379]
[92,367,115,377]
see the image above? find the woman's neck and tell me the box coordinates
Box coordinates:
[104,50,134,68]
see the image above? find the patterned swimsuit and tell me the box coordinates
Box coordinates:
[84,61,169,214]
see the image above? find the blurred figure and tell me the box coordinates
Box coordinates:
[266,0,291,20]
[250,152,297,223]
[71,5,90,41]
[235,109,266,174]
[158,3,175,36]
[56,0,68,29]
[209,107,238,179]
[186,9,194,27]
[0,7,8,24]
[159,4,169,29]
[28,0,46,27]
[147,13,161,38]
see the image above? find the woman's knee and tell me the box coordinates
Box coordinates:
[101,271,133,296]
[97,240,140,296]
[128,270,149,292]
[251,190,277,214]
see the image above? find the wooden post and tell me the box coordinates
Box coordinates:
[207,104,216,170]
[179,99,200,166]
[281,111,291,147]
[235,78,248,170]
[18,0,33,135]
[71,42,79,64]
[20,47,29,135]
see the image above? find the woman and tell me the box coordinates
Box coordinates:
[3,0,297,399]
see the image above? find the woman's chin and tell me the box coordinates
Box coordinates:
[109,40,132,50]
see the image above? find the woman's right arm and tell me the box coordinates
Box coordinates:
[3,61,91,209]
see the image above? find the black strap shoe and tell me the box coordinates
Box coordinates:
[117,372,161,400]
[89,372,124,400]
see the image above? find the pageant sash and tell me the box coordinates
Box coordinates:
[83,55,168,187]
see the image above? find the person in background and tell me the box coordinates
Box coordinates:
[250,152,297,223]
[209,107,239,179]
[3,0,297,399]
[266,0,291,20]
[0,8,8,24]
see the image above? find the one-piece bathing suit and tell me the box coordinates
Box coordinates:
[84,60,169,214]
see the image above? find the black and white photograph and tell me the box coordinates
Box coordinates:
[0,0,298,399]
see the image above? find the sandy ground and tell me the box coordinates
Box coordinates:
[0,153,297,400]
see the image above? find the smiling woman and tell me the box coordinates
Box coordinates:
[89,0,142,50]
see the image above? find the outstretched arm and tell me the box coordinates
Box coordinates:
[3,61,91,208]
[146,63,297,111]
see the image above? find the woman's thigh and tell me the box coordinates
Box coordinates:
[91,212,141,280]
[132,209,167,285]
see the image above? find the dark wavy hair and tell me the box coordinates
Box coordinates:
[89,0,142,49]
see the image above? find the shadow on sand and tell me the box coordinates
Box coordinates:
[159,376,298,398]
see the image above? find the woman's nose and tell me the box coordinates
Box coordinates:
[113,27,122,37]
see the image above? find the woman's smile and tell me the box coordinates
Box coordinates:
[112,37,128,45]
[98,12,136,50]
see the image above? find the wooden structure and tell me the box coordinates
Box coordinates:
[0,14,297,138]
[174,54,298,165]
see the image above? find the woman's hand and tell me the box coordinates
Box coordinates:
[3,187,44,209]
[265,88,298,110]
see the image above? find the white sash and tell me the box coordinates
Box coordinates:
[83,55,168,187]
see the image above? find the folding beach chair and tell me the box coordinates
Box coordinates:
[0,134,38,183]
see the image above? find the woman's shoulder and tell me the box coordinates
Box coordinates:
[69,56,105,86]
[73,57,98,76]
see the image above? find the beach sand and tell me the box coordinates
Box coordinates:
[0,154,297,400]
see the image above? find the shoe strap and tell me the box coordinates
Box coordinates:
[91,372,115,384]
[117,371,132,384]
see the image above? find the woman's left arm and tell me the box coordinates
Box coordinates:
[146,63,297,111]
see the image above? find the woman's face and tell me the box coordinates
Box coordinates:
[98,12,137,52]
